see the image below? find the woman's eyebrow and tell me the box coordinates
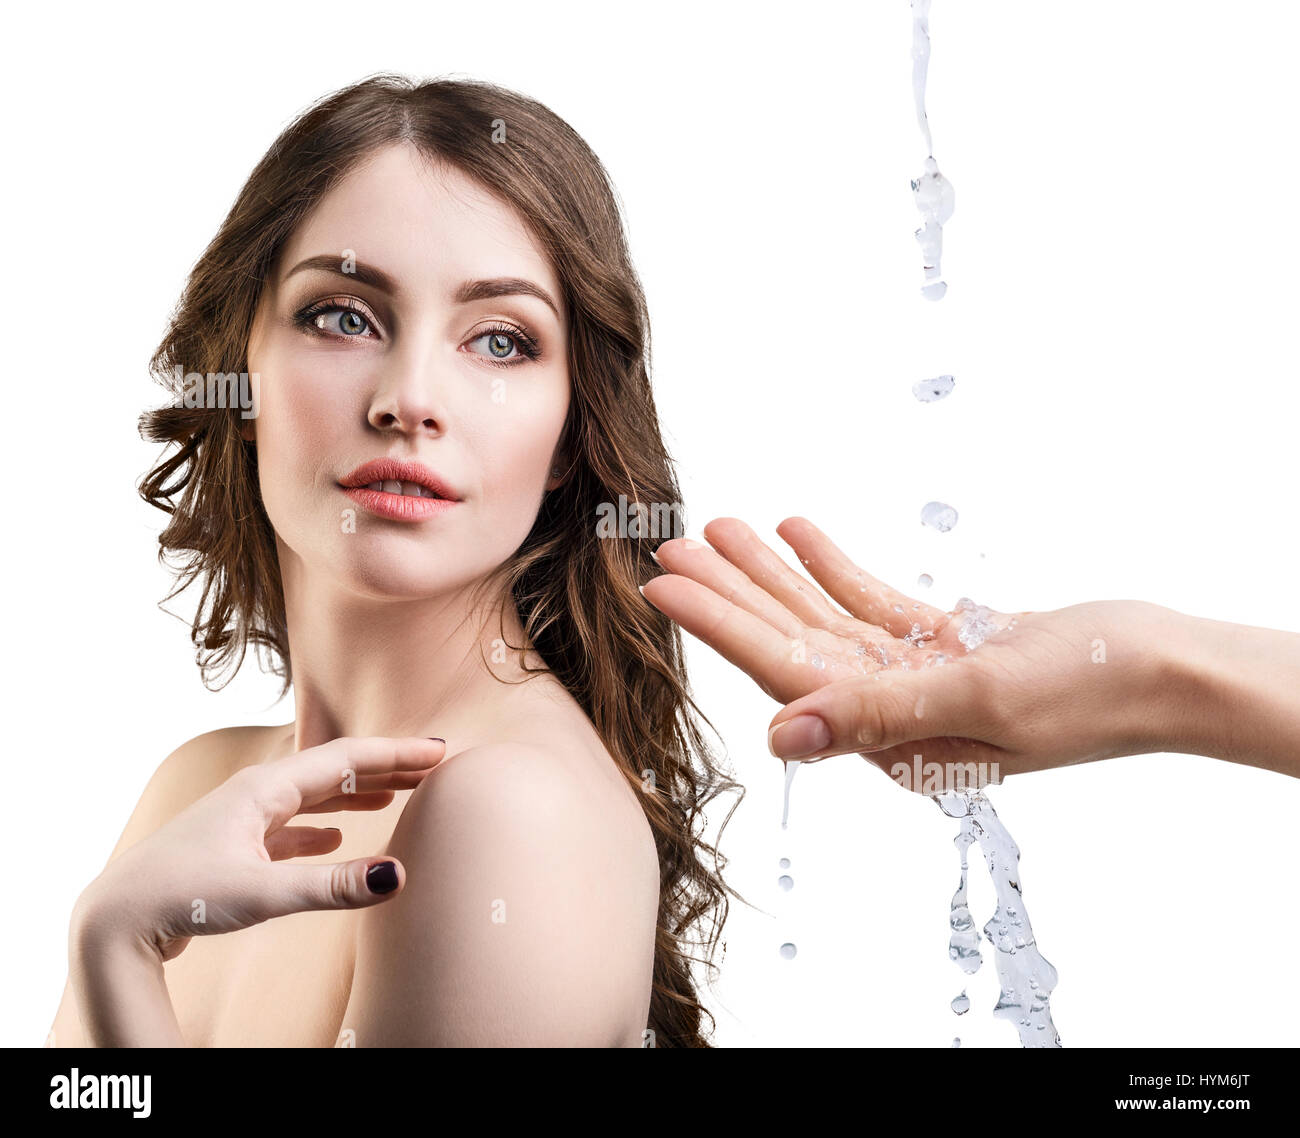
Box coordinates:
[283,254,560,320]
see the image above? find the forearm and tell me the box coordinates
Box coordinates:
[68,892,186,1048]
[1154,606,1300,778]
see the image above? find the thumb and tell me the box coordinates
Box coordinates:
[270,857,405,917]
[767,664,991,760]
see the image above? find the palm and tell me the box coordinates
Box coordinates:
[642,517,1007,756]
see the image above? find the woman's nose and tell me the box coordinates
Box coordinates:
[365,345,447,435]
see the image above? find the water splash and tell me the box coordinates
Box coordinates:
[921,501,958,532]
[911,0,956,300]
[913,374,955,402]
[935,788,1062,1047]
[905,3,1057,1051]
[953,597,1017,651]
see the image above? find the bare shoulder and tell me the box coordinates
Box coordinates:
[102,724,286,867]
[340,736,662,1046]
[410,738,659,886]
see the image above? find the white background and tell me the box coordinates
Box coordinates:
[4,0,1297,1048]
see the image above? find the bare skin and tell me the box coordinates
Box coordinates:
[48,144,660,1047]
[643,516,1300,787]
[52,667,658,1047]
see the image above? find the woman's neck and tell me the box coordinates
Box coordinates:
[279,553,539,752]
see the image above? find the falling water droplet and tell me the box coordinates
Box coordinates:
[917,573,933,588]
[780,943,797,960]
[781,760,800,830]
[921,501,958,532]
[912,374,955,402]
[950,991,970,1015]
[779,857,790,870]
[778,875,794,892]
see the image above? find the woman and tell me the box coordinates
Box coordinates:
[49,74,741,1048]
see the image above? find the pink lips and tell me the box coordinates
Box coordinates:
[338,459,462,523]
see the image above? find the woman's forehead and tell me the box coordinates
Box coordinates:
[278,144,559,300]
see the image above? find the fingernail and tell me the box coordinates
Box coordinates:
[427,737,444,743]
[768,715,830,760]
[325,827,341,833]
[366,861,399,894]
[650,547,663,565]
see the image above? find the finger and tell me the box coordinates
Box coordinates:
[264,825,343,861]
[294,790,397,815]
[698,517,852,629]
[775,516,948,638]
[269,737,447,816]
[651,535,805,638]
[766,661,995,760]
[641,573,833,704]
[263,857,408,918]
[311,768,433,795]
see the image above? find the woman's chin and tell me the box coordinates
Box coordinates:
[328,551,466,602]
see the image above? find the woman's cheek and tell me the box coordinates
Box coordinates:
[253,381,326,539]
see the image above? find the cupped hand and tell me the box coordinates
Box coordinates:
[73,736,446,960]
[641,518,1174,789]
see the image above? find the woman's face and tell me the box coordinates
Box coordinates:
[246,143,570,601]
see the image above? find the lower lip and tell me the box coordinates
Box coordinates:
[341,486,461,522]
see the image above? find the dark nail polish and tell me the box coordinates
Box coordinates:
[366,861,398,894]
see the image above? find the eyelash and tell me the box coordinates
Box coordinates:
[291,297,543,368]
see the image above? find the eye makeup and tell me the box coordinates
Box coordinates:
[289,294,545,369]
[292,295,381,340]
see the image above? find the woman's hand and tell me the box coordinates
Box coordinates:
[72,736,447,962]
[641,518,1182,788]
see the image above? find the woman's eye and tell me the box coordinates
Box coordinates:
[313,308,372,337]
[296,302,377,339]
[468,331,523,361]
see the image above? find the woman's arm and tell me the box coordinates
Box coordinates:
[68,893,186,1048]
[1145,607,1300,778]
[764,600,1300,779]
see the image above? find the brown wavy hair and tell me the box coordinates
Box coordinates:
[137,73,745,1046]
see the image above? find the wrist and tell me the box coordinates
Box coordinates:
[69,884,184,1047]
[70,881,160,967]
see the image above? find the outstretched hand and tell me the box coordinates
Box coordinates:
[641,517,1176,789]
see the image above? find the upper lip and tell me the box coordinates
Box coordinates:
[338,459,462,500]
